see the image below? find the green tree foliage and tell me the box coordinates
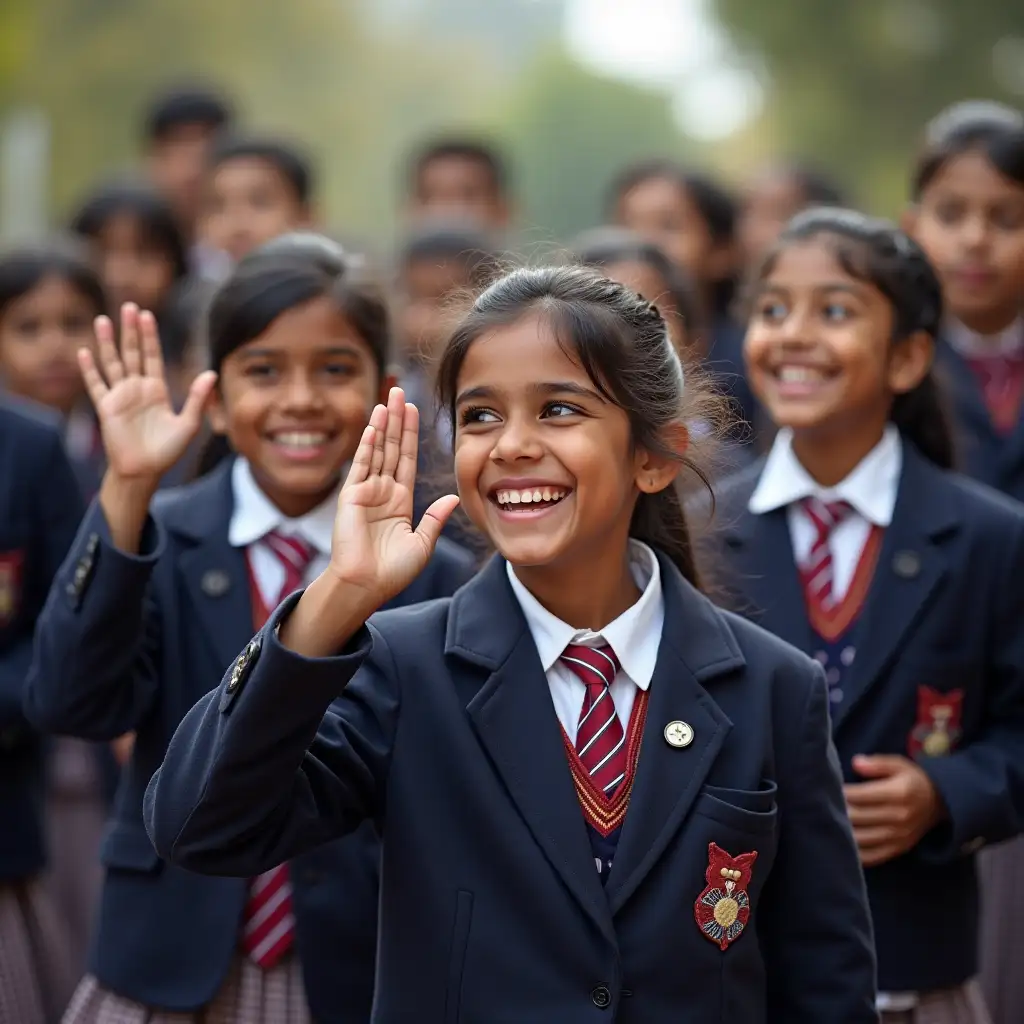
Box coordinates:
[711,0,1024,212]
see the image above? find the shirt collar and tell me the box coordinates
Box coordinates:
[748,425,903,527]
[228,457,338,555]
[505,540,663,690]
[945,316,1024,358]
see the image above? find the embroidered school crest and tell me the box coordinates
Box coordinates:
[908,686,964,759]
[0,550,24,627]
[694,842,758,951]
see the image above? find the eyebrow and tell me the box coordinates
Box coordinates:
[236,342,367,360]
[454,380,605,405]
[758,281,870,299]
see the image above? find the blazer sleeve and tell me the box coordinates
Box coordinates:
[759,662,878,1023]
[917,512,1024,861]
[0,428,84,729]
[23,498,164,740]
[144,592,399,877]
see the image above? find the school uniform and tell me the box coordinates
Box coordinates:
[143,541,878,1022]
[708,427,1024,1022]
[0,395,85,1023]
[936,318,1024,1024]
[24,456,476,1024]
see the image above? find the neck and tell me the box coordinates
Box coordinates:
[513,541,641,631]
[791,419,887,488]
[953,308,1021,337]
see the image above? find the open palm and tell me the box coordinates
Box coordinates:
[80,304,217,482]
[329,388,460,603]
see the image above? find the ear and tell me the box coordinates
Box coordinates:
[899,205,919,240]
[888,330,934,395]
[634,422,689,495]
[378,371,398,404]
[206,386,229,436]
[298,203,317,229]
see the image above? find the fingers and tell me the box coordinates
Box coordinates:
[179,371,218,431]
[414,494,461,551]
[851,754,909,778]
[846,802,900,828]
[368,404,387,476]
[395,401,421,491]
[139,310,166,381]
[380,387,405,478]
[94,315,124,385]
[120,303,142,377]
[843,779,898,806]
[78,348,109,408]
[346,424,377,487]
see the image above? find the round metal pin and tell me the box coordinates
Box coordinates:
[664,720,694,748]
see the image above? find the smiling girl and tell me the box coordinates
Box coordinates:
[711,208,1024,1024]
[144,265,876,1022]
[25,235,473,1024]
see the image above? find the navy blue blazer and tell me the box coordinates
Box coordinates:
[937,339,1024,502]
[144,551,878,1023]
[0,395,85,880]
[23,459,475,1021]
[708,442,1024,993]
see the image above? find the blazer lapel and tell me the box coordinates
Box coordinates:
[831,446,960,730]
[450,558,614,943]
[159,462,257,676]
[605,558,742,914]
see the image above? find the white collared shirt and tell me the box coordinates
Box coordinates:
[945,316,1024,359]
[506,541,665,742]
[228,457,337,607]
[748,426,903,601]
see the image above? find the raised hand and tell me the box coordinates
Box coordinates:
[79,303,217,485]
[328,387,460,604]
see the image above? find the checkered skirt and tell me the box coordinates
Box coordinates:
[61,955,310,1024]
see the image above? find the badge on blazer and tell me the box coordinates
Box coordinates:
[694,842,758,951]
[908,685,964,759]
[0,550,24,627]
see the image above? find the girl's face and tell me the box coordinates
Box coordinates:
[0,275,95,415]
[908,150,1024,333]
[739,172,808,267]
[452,314,656,570]
[745,240,930,439]
[615,176,728,290]
[397,255,472,363]
[208,295,385,517]
[94,213,178,314]
[601,258,687,352]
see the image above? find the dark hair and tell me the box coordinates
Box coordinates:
[408,138,509,198]
[756,207,955,469]
[193,233,388,477]
[0,237,107,322]
[574,226,703,340]
[399,222,503,288]
[435,265,724,587]
[607,160,738,317]
[773,162,848,208]
[208,136,314,206]
[70,179,189,282]
[912,101,1024,199]
[144,86,233,143]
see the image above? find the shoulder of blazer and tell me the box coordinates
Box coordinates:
[0,394,63,458]
[151,459,234,541]
[432,535,478,574]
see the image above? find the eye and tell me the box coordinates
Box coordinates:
[993,205,1024,232]
[822,302,854,322]
[321,361,359,379]
[243,363,277,380]
[933,199,964,226]
[459,404,500,426]
[541,401,583,418]
[756,299,787,323]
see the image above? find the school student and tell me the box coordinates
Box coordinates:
[24,237,475,1024]
[710,208,1024,1023]
[145,265,878,1022]
[0,394,84,1023]
[905,99,1024,1024]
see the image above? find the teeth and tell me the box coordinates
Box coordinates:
[496,488,567,506]
[777,366,822,383]
[274,431,328,447]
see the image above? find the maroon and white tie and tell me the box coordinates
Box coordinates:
[560,643,627,797]
[799,498,852,615]
[241,530,314,970]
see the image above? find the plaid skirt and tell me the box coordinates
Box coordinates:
[0,878,76,1024]
[979,837,1024,1024]
[62,954,310,1024]
[880,979,992,1024]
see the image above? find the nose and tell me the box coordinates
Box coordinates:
[280,370,322,412]
[489,414,543,463]
[961,214,990,249]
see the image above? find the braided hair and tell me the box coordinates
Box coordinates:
[760,207,955,469]
[435,264,716,587]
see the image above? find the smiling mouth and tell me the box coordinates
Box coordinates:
[770,365,835,384]
[491,486,571,512]
[267,430,337,455]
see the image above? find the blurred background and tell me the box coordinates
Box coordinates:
[3,0,1024,247]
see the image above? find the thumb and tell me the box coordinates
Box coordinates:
[852,754,910,778]
[179,371,218,431]
[413,494,461,553]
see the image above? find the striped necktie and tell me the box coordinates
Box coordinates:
[800,498,852,613]
[560,643,627,798]
[240,530,314,970]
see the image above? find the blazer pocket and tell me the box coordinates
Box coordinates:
[695,781,778,835]
[445,890,473,1024]
[99,823,164,874]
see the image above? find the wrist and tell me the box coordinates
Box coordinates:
[99,472,157,554]
[277,571,381,658]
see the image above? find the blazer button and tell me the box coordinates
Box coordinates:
[591,984,612,1009]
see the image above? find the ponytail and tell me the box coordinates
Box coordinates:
[890,370,956,470]
[630,481,703,589]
